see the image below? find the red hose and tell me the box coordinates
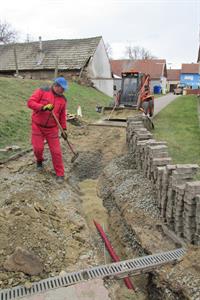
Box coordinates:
[93,220,135,291]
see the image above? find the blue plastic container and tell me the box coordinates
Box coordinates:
[154,85,162,94]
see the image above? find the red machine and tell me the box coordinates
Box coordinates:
[103,70,154,120]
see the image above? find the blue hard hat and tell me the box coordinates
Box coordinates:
[54,77,68,91]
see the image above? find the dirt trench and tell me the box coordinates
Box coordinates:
[0,123,199,299]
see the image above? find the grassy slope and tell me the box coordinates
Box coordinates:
[0,77,111,159]
[153,95,200,165]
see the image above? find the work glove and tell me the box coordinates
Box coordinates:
[61,129,68,140]
[42,104,54,111]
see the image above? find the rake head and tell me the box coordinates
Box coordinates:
[71,152,79,163]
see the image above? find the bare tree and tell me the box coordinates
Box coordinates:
[105,42,112,59]
[125,44,155,60]
[0,20,18,44]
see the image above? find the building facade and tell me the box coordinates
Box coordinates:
[0,36,113,96]
[180,64,200,89]
[167,69,181,92]
[110,59,167,94]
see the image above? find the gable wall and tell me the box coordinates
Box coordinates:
[85,39,113,96]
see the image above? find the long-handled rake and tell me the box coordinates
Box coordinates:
[51,111,79,163]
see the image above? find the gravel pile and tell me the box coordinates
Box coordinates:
[98,153,200,299]
[98,154,160,219]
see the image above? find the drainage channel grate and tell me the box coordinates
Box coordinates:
[0,248,185,300]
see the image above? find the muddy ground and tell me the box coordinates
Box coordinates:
[0,122,200,299]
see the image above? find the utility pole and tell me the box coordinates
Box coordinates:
[13,45,19,76]
[54,56,58,78]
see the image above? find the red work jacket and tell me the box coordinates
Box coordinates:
[27,87,67,129]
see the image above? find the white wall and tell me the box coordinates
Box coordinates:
[150,80,159,92]
[87,38,113,96]
[113,78,122,92]
[87,38,112,78]
[150,77,167,94]
[160,76,167,94]
[91,78,113,97]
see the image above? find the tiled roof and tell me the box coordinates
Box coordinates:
[110,59,167,79]
[110,60,130,77]
[181,63,199,74]
[167,69,181,81]
[0,36,102,71]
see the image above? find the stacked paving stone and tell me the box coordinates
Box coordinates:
[183,182,200,243]
[165,165,199,231]
[160,165,176,220]
[155,166,166,209]
[195,195,200,245]
[126,118,144,153]
[126,117,200,245]
[174,184,185,237]
[146,144,171,182]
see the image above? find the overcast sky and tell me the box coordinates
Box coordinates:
[1,0,200,68]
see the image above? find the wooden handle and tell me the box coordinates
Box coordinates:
[51,111,65,134]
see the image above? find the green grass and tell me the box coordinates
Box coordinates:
[153,95,200,165]
[0,77,111,160]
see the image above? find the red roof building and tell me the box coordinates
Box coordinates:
[167,69,181,92]
[110,59,167,79]
[181,63,199,74]
[167,69,181,81]
[110,59,167,94]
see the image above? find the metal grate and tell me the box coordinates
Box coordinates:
[0,248,185,300]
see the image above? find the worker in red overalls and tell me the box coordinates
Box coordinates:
[139,85,154,117]
[27,77,68,183]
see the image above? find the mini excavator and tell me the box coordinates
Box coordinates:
[102,70,154,123]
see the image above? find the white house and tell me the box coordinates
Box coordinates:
[0,36,113,96]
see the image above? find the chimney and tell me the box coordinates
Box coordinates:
[39,36,42,51]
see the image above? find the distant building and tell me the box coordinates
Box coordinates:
[0,36,113,96]
[167,69,181,92]
[180,64,200,89]
[110,59,167,94]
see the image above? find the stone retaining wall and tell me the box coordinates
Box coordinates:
[126,116,200,245]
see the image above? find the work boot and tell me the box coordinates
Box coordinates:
[56,176,64,183]
[36,161,43,171]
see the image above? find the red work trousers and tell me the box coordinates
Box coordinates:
[31,122,64,176]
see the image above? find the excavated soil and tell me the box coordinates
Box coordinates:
[0,123,126,291]
[0,122,200,299]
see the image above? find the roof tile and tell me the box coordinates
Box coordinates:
[110,59,166,79]
[181,63,199,74]
[0,36,102,71]
[167,69,181,81]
